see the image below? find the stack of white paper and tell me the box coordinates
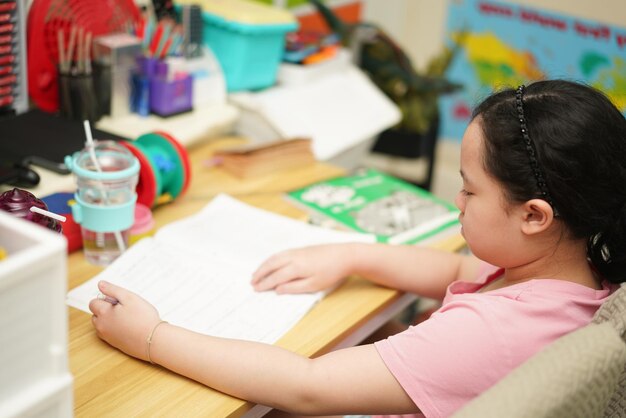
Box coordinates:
[67,194,375,344]
[230,65,401,161]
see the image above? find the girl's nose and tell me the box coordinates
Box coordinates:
[454,192,465,213]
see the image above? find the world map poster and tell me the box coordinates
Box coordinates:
[440,0,626,141]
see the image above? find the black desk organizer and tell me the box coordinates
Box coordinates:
[0,109,128,175]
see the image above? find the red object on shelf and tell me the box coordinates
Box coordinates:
[26,0,140,112]
[295,1,362,34]
[120,140,158,208]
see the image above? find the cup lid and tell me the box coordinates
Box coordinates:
[65,140,140,180]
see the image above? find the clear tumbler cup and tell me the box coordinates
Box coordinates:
[65,140,139,265]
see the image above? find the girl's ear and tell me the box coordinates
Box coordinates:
[520,199,555,235]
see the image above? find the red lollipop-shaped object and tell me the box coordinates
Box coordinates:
[0,188,63,233]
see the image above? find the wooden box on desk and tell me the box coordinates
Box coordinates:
[0,211,73,418]
[213,137,316,178]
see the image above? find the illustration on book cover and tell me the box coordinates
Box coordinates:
[288,169,460,245]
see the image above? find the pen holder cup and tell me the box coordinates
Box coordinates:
[58,71,100,123]
[149,74,193,117]
[64,140,139,265]
[130,56,160,117]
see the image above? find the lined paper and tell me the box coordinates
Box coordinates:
[67,194,375,344]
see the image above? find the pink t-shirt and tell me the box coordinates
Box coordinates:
[373,263,615,418]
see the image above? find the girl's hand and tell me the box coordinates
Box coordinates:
[251,244,355,294]
[89,281,161,362]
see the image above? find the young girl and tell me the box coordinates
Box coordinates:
[89,80,626,417]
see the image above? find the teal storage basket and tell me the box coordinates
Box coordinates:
[203,14,298,91]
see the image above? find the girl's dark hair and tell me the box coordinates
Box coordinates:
[472,80,626,283]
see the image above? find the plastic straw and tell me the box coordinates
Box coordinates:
[57,30,66,74]
[84,31,92,75]
[67,26,77,70]
[83,120,102,171]
[30,206,67,222]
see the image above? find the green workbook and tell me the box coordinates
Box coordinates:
[287,169,460,245]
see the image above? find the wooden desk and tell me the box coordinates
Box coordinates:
[68,138,466,418]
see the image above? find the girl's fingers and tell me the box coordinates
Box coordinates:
[98,280,129,302]
[91,315,101,337]
[89,298,112,316]
[253,264,300,291]
[275,277,316,294]
[251,253,289,284]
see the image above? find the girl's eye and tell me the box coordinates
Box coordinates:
[460,189,473,196]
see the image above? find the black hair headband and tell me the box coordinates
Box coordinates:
[515,85,558,214]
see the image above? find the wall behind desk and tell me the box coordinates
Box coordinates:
[360,0,626,203]
[362,0,626,84]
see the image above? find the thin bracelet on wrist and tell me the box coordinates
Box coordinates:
[146,320,168,364]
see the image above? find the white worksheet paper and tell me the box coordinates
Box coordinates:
[67,194,375,344]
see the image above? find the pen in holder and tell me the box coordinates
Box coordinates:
[65,127,139,266]
[57,27,100,122]
[131,56,157,116]
[58,71,100,123]
[149,66,193,117]
[131,56,193,117]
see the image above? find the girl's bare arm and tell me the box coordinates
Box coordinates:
[90,281,418,416]
[253,243,482,300]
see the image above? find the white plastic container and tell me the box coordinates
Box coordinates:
[229,64,401,168]
[0,211,73,418]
